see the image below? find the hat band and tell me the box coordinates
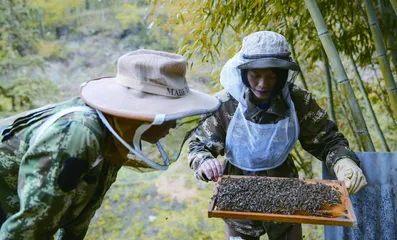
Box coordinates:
[116,74,190,98]
[242,53,291,60]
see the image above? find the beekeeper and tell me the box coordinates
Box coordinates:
[188,31,367,240]
[0,49,221,239]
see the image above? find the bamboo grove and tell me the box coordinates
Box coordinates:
[1,0,396,174]
[153,0,397,174]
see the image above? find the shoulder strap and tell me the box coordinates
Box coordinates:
[30,106,95,144]
[30,106,103,168]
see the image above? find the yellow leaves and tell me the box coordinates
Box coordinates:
[175,12,185,24]
[115,4,142,30]
[97,219,106,225]
[36,40,66,60]
[104,204,112,210]
[247,0,259,12]
[32,0,85,26]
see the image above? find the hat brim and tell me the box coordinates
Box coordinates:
[237,58,300,71]
[80,77,221,122]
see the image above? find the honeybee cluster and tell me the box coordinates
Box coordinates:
[215,177,342,217]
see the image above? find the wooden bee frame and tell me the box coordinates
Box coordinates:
[208,175,357,227]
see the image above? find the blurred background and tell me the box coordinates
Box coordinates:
[1,0,396,239]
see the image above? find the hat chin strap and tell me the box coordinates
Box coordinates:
[96,110,169,170]
[133,115,170,166]
[132,115,165,149]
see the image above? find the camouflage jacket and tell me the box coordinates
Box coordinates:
[0,97,121,240]
[189,83,359,180]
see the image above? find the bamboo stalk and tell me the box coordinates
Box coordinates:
[386,34,397,72]
[332,77,364,152]
[282,17,309,90]
[322,47,336,122]
[305,0,375,151]
[356,0,397,71]
[363,0,397,122]
[355,0,370,27]
[325,59,364,151]
[290,39,309,90]
[379,0,397,71]
[350,56,390,151]
[390,0,397,15]
[372,64,397,129]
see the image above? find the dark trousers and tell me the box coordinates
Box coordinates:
[224,222,303,240]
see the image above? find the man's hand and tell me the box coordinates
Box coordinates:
[199,158,223,181]
[334,158,367,194]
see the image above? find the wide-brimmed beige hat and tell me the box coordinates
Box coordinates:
[80,49,220,121]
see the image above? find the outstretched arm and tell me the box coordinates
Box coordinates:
[188,111,226,181]
[293,85,366,194]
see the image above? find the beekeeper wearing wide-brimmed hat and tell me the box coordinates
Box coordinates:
[0,49,220,239]
[188,31,367,240]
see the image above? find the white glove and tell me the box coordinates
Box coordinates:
[333,158,367,195]
[199,158,223,182]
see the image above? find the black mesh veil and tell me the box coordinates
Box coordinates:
[124,112,215,172]
[95,101,219,172]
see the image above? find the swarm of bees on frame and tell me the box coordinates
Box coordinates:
[215,177,342,217]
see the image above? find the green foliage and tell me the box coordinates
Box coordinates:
[115,3,142,30]
[31,0,85,27]
[151,200,224,240]
[36,40,68,60]
[155,0,377,68]
[0,0,42,71]
[156,0,397,151]
[0,0,51,114]
[0,0,38,54]
[85,164,225,239]
[0,77,59,115]
[0,0,177,115]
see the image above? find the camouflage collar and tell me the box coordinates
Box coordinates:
[244,88,287,119]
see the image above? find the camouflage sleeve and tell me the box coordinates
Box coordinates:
[293,87,359,176]
[56,211,96,240]
[188,112,226,181]
[0,121,101,240]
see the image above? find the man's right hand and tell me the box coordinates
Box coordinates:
[199,158,223,181]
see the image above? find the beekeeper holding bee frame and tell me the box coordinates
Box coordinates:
[188,31,367,240]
